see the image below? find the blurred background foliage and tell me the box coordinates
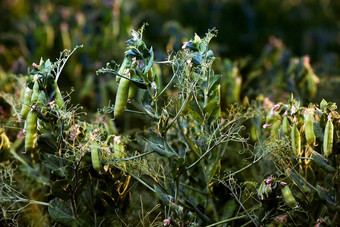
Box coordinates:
[1,0,340,107]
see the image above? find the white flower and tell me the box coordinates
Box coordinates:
[163,218,171,226]
[114,136,121,144]
[182,42,189,49]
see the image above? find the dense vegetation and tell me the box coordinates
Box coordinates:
[1,0,340,226]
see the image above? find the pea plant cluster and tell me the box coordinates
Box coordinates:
[0,27,339,226]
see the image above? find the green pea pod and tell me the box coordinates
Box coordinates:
[281,185,298,208]
[37,91,47,117]
[114,136,126,170]
[114,77,130,119]
[25,110,38,153]
[117,57,131,83]
[128,70,139,102]
[282,115,290,136]
[91,143,102,172]
[271,119,281,136]
[257,181,266,200]
[144,138,175,158]
[264,185,272,198]
[311,149,335,172]
[323,116,333,158]
[20,87,33,120]
[291,123,301,156]
[53,82,64,109]
[30,80,40,104]
[304,111,316,145]
[37,91,47,104]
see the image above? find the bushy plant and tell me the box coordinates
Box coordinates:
[0,27,338,227]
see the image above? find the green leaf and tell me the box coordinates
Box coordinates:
[42,153,69,177]
[143,47,154,75]
[208,159,221,182]
[204,100,220,123]
[52,179,72,200]
[48,198,77,226]
[37,133,57,153]
[208,75,221,92]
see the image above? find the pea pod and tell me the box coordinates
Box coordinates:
[30,80,40,104]
[282,114,290,136]
[271,119,281,136]
[291,122,301,156]
[323,115,333,158]
[37,91,47,117]
[257,181,266,200]
[114,77,130,119]
[127,70,139,103]
[91,143,102,172]
[20,87,33,120]
[114,136,126,170]
[25,110,38,153]
[37,90,47,105]
[53,82,64,109]
[304,109,316,145]
[311,149,335,172]
[0,129,11,161]
[117,57,131,83]
[281,185,298,208]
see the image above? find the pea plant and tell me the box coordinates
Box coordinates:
[0,27,339,226]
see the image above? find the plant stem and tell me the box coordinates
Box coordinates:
[206,215,248,227]
[117,150,153,161]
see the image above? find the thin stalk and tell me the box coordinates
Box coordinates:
[185,143,218,171]
[129,173,155,193]
[156,60,187,98]
[164,80,197,132]
[7,197,50,206]
[117,150,153,161]
[55,45,83,82]
[206,215,248,227]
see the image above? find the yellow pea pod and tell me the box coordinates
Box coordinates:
[91,143,102,172]
[20,87,33,120]
[281,185,298,208]
[0,130,11,161]
[323,115,333,158]
[114,77,130,119]
[25,110,38,153]
[291,123,301,156]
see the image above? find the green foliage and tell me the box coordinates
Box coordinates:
[0,25,339,227]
